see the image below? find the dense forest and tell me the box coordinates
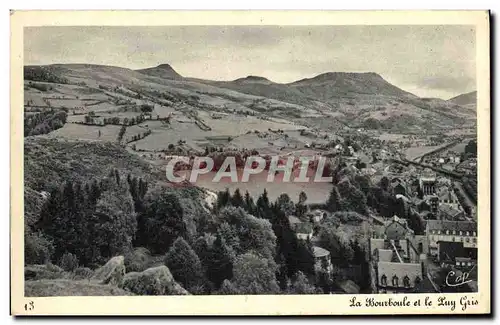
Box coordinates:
[24,110,67,136]
[24,66,70,84]
[25,150,428,295]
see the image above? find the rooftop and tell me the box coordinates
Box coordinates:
[296,222,313,234]
[377,261,423,286]
[427,220,477,233]
[313,246,330,258]
[438,205,462,218]
[378,249,394,262]
[288,215,302,225]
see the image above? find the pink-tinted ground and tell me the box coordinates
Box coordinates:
[176,168,333,204]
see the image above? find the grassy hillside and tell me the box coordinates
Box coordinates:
[23,64,476,132]
[447,91,477,112]
[25,279,135,296]
[24,137,158,191]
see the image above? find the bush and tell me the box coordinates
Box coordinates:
[25,232,54,265]
[124,247,151,272]
[59,252,79,271]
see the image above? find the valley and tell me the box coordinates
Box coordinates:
[23,62,478,296]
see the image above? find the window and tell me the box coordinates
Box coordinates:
[467,262,472,266]
[453,230,456,235]
[473,232,477,236]
[466,238,470,243]
[414,276,422,286]
[392,275,399,287]
[322,260,330,270]
[403,276,411,288]
[456,261,460,266]
[459,231,462,236]
[466,231,469,236]
[381,275,387,286]
[446,230,449,235]
[438,230,441,235]
[473,238,477,244]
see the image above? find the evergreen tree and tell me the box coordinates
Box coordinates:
[217,222,241,254]
[205,234,233,289]
[296,191,308,218]
[216,188,231,211]
[243,190,255,215]
[88,179,101,205]
[295,239,315,276]
[379,176,390,192]
[138,188,186,254]
[275,193,295,217]
[326,186,342,212]
[270,209,300,278]
[298,191,307,205]
[88,176,137,264]
[164,237,205,292]
[231,188,244,208]
[232,252,280,294]
[256,189,272,219]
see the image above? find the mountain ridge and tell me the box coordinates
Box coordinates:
[136,63,183,79]
[24,63,476,131]
[448,91,477,106]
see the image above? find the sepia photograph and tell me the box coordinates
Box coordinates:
[10,10,490,315]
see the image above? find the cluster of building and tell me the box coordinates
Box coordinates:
[369,170,478,293]
[421,152,462,170]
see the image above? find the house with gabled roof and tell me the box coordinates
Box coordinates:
[287,215,302,231]
[369,215,429,293]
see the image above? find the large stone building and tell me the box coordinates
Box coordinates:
[419,176,437,196]
[426,220,477,257]
[437,186,462,211]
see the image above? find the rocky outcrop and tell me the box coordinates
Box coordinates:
[121,265,190,295]
[91,256,126,286]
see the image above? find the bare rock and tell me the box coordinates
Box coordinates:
[91,256,125,286]
[121,265,190,295]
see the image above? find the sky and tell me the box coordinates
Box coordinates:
[24,25,476,99]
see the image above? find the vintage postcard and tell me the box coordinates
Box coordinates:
[10,10,490,315]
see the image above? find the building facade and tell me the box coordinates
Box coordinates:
[426,220,477,257]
